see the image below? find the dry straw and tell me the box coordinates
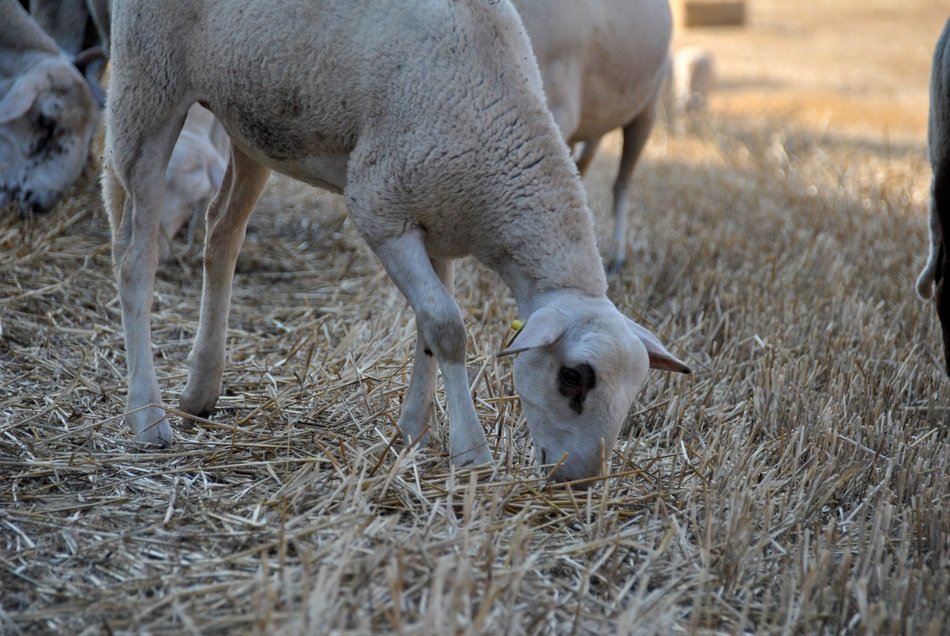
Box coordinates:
[2,14,950,622]
[2,111,947,634]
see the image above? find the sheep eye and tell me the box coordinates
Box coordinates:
[558,364,597,415]
[559,367,582,388]
[29,113,58,156]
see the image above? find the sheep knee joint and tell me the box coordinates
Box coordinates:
[418,305,466,364]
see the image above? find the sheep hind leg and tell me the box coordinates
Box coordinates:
[574,137,602,178]
[108,124,182,446]
[606,106,656,276]
[180,146,270,417]
[397,258,453,450]
[372,232,491,468]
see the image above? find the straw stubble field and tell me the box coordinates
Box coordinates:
[2,1,949,634]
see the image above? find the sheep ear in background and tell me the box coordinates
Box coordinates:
[73,46,108,107]
[0,74,42,123]
[625,318,691,374]
[498,306,566,356]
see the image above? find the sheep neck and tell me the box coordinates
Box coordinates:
[489,187,609,317]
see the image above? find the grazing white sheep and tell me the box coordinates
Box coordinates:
[103,0,691,482]
[159,104,230,259]
[916,18,950,374]
[512,0,673,274]
[0,0,102,214]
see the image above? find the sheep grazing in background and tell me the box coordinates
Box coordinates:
[159,104,230,260]
[14,0,229,257]
[667,46,716,117]
[916,18,950,375]
[103,0,691,483]
[512,0,673,274]
[0,0,103,214]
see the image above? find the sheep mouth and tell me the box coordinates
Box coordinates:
[537,447,583,484]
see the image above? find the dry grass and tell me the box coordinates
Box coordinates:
[2,1,949,634]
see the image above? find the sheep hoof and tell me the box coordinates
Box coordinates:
[451,444,493,468]
[606,257,626,277]
[131,409,174,447]
[179,385,219,418]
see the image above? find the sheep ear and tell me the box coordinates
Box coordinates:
[498,306,566,357]
[0,74,42,123]
[625,318,691,374]
[73,46,108,107]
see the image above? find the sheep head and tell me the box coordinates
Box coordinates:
[0,56,99,214]
[500,294,690,485]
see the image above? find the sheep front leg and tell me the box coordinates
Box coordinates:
[397,258,454,448]
[373,233,492,467]
[180,148,270,417]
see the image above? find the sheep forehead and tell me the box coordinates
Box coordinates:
[559,317,639,378]
[32,57,85,91]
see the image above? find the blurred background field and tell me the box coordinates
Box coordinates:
[674,0,941,138]
[2,1,949,633]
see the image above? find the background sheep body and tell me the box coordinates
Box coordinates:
[513,0,673,274]
[158,104,230,259]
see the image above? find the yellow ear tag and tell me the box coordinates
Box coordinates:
[506,318,525,348]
